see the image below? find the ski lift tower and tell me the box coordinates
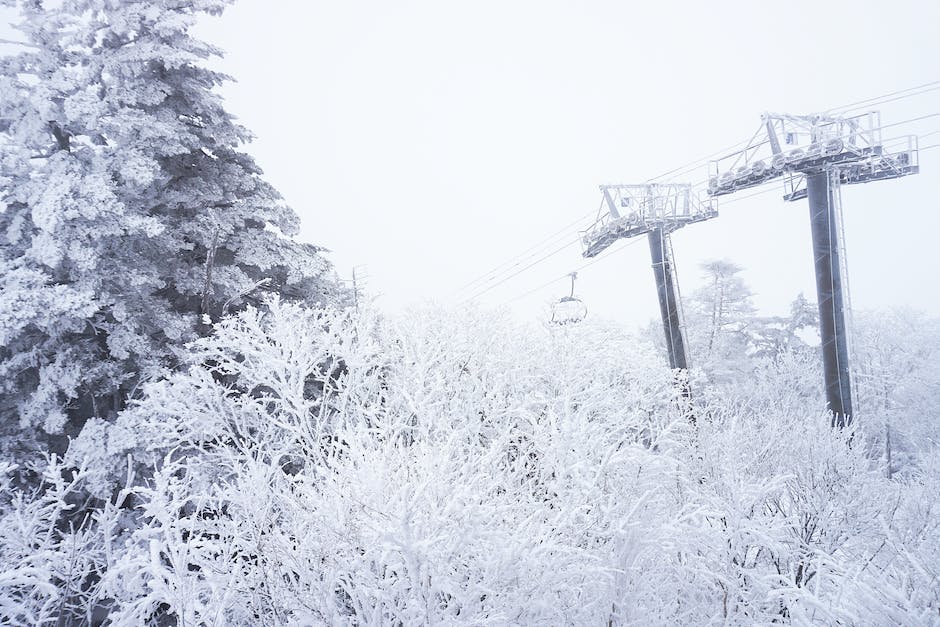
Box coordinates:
[707,111,919,427]
[581,184,718,408]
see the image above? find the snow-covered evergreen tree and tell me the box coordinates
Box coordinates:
[0,0,342,447]
[745,292,819,360]
[693,260,755,358]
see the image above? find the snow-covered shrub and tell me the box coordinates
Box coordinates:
[688,401,940,624]
[2,299,937,624]
[0,456,130,626]
[69,300,691,624]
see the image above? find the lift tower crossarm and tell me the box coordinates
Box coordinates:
[581,184,718,258]
[707,111,919,200]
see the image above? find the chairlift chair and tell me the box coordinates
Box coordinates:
[550,272,587,325]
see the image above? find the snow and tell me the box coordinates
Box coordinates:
[4,300,938,624]
[0,1,938,624]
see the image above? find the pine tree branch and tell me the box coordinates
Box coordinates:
[222,278,272,317]
[0,38,40,49]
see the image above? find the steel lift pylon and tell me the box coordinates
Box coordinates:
[706,111,919,427]
[581,184,718,421]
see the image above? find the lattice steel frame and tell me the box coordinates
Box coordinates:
[581,183,718,258]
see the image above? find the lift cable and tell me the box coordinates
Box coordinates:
[875,112,940,132]
[453,229,580,298]
[502,236,646,306]
[459,235,582,304]
[452,208,596,297]
[827,81,940,115]
[453,212,593,296]
[645,135,757,183]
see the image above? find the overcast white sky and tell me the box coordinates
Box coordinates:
[7,1,940,329]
